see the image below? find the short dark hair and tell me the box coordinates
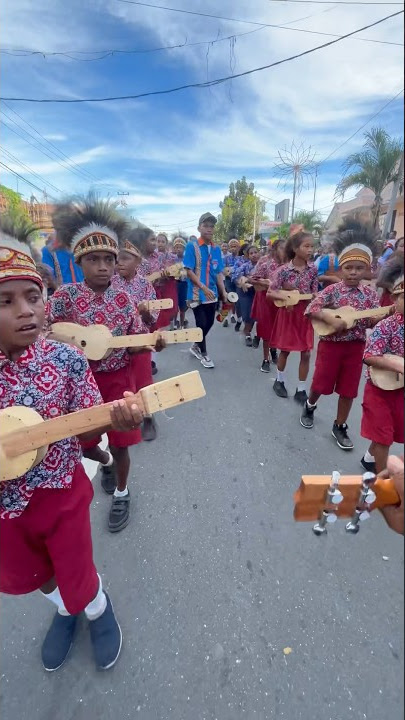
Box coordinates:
[126,226,154,256]
[285,230,313,261]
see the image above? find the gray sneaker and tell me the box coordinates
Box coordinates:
[189,344,203,360]
[201,355,215,369]
[332,422,354,450]
[300,401,317,429]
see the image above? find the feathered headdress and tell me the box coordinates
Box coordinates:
[52,192,129,262]
[377,253,404,295]
[0,210,43,288]
[333,216,377,268]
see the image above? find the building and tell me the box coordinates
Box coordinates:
[326,183,404,237]
[0,188,54,238]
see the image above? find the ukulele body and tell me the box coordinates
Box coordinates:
[0,407,48,482]
[50,323,112,360]
[370,354,404,391]
[313,306,369,336]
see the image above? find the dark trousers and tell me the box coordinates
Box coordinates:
[192,302,216,355]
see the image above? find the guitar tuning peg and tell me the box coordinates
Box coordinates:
[313,511,337,536]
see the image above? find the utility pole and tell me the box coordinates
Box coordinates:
[312,165,318,212]
[253,192,257,240]
[291,168,298,220]
[382,152,404,238]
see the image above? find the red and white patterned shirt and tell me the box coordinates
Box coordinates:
[159,250,179,265]
[111,273,159,330]
[250,256,280,282]
[0,338,102,518]
[270,261,318,294]
[138,251,165,278]
[306,281,380,342]
[46,281,143,373]
[364,312,404,379]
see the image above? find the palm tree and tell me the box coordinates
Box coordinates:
[336,127,403,227]
[292,209,324,233]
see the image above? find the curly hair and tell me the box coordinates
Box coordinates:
[377,252,404,291]
[52,191,129,248]
[332,216,378,258]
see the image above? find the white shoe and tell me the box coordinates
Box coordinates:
[201,355,215,369]
[189,344,203,360]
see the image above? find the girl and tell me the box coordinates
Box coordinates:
[156,232,177,262]
[301,218,380,450]
[138,230,178,331]
[172,237,189,329]
[361,254,404,473]
[223,238,242,329]
[250,237,285,372]
[267,225,318,402]
[232,245,260,347]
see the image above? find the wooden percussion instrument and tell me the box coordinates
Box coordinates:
[312,305,392,337]
[294,470,399,535]
[49,323,203,361]
[0,372,206,483]
[273,290,313,308]
[146,263,183,283]
[142,299,173,311]
[370,354,404,391]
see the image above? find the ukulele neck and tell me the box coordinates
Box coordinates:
[345,306,391,321]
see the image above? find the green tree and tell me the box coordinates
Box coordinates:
[0,184,29,216]
[215,177,265,243]
[292,209,324,233]
[336,127,403,227]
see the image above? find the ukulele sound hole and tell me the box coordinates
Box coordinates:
[80,340,87,347]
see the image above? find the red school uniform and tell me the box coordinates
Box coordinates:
[361,313,404,446]
[250,257,280,342]
[0,338,101,613]
[269,262,318,352]
[306,281,380,398]
[139,251,178,328]
[46,281,143,448]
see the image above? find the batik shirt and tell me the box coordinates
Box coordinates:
[0,338,102,519]
[250,257,280,282]
[224,254,242,270]
[112,273,159,331]
[231,260,258,282]
[158,250,179,265]
[270,262,318,294]
[364,313,404,380]
[306,281,380,343]
[46,281,143,373]
[138,251,166,279]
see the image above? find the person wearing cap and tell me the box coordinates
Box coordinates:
[183,213,227,368]
[47,194,165,533]
[301,217,381,450]
[172,236,189,329]
[360,253,404,474]
[0,209,142,672]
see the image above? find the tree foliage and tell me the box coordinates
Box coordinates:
[292,210,324,233]
[335,127,403,226]
[0,184,29,216]
[215,177,265,243]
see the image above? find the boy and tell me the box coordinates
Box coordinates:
[183,213,227,368]
[0,211,142,671]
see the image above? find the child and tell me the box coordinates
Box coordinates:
[223,238,242,329]
[231,244,260,347]
[172,237,189,329]
[0,210,142,672]
[267,225,318,402]
[301,218,380,450]
[138,228,178,333]
[250,237,285,372]
[361,254,404,473]
[47,195,162,533]
[183,212,227,369]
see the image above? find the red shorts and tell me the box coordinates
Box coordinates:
[130,351,152,390]
[81,365,142,450]
[311,340,365,398]
[0,464,99,614]
[361,381,404,446]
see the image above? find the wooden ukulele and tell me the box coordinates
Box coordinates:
[294,470,399,535]
[273,290,314,308]
[0,372,205,483]
[49,323,203,361]
[312,305,393,337]
[142,299,173,311]
[370,354,404,391]
[146,263,183,283]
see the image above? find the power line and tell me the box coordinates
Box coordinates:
[0,146,62,193]
[269,0,402,4]
[2,11,401,103]
[0,161,50,195]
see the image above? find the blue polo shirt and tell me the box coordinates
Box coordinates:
[183,239,224,305]
[42,246,84,284]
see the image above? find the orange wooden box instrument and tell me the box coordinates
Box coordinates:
[0,372,206,483]
[294,470,399,535]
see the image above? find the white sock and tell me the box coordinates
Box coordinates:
[364,449,375,462]
[42,587,70,616]
[114,487,129,498]
[237,317,242,323]
[100,450,113,467]
[84,575,107,621]
[307,400,317,409]
[277,370,285,382]
[297,381,307,392]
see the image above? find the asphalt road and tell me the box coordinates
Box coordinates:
[1,320,403,720]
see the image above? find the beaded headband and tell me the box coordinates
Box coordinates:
[72,223,119,262]
[392,276,404,295]
[121,239,143,259]
[338,243,372,268]
[0,236,43,289]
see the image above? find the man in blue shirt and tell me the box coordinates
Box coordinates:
[42,232,84,285]
[183,212,227,368]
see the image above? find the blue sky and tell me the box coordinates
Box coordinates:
[1,0,404,233]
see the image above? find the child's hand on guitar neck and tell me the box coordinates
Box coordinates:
[109,392,144,432]
[379,455,404,535]
[127,334,167,354]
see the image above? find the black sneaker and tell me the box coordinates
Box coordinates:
[230,316,236,324]
[101,464,117,495]
[270,349,278,363]
[108,492,130,533]
[89,593,122,671]
[252,336,260,349]
[183,319,189,329]
[273,380,288,398]
[361,456,377,473]
[294,389,308,405]
[235,321,242,333]
[151,361,158,376]
[300,401,317,429]
[332,422,354,450]
[142,416,157,442]
[245,336,253,347]
[223,318,229,328]
[261,360,271,373]
[41,612,79,672]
